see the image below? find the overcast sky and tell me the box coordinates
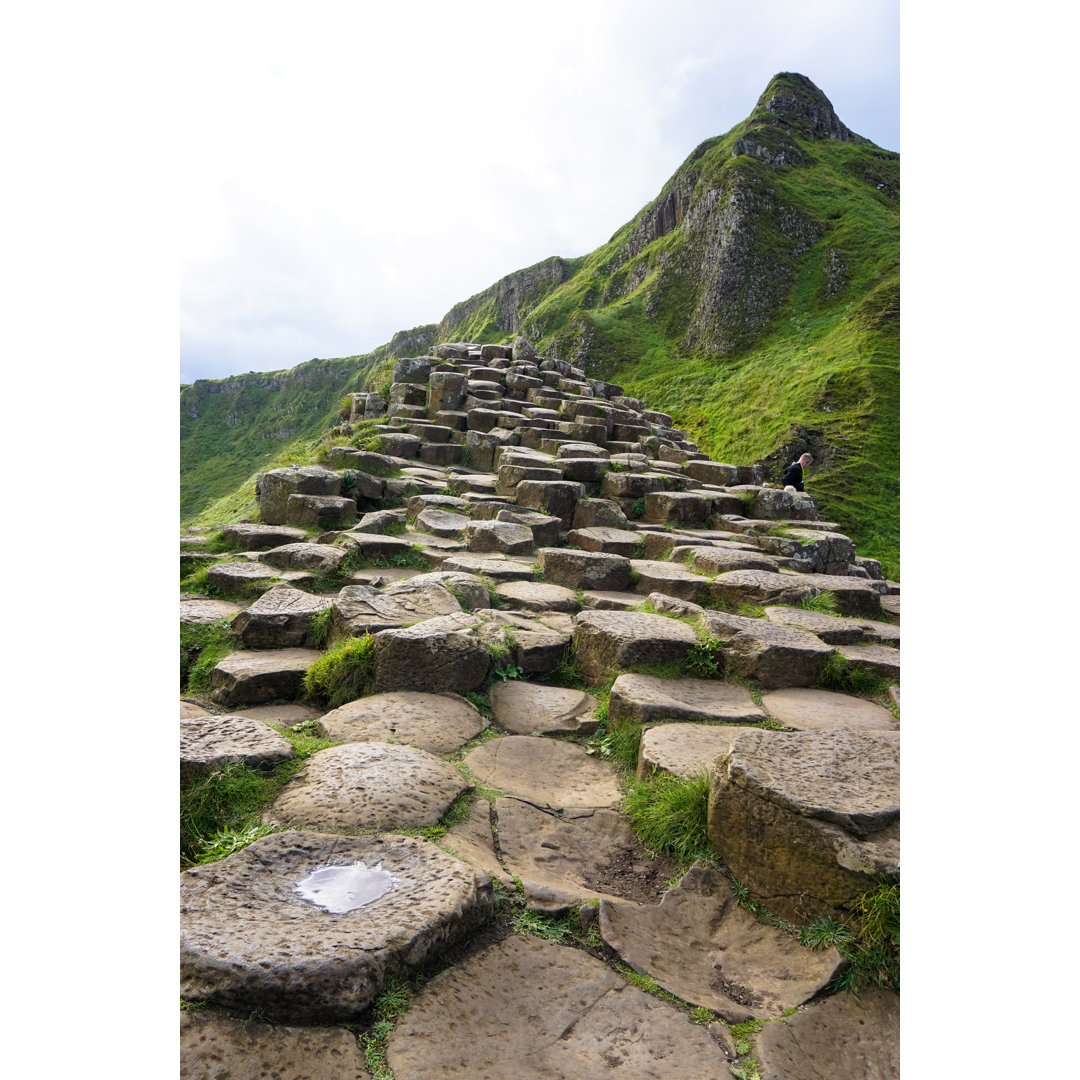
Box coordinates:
[179,0,899,384]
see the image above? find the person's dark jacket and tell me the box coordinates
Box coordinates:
[782,461,804,491]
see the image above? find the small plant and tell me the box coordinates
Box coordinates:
[797,589,839,615]
[686,635,724,679]
[337,395,354,421]
[181,619,239,693]
[195,822,275,863]
[591,721,642,776]
[631,497,646,518]
[306,606,333,648]
[303,634,376,709]
[814,652,889,698]
[623,771,712,869]
[493,663,524,682]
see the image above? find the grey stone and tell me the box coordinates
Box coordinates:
[180,595,246,625]
[495,509,561,546]
[220,523,309,550]
[490,681,599,736]
[180,831,492,1022]
[537,548,630,590]
[316,691,486,754]
[493,579,578,612]
[608,673,765,726]
[572,610,699,684]
[232,585,334,648]
[465,520,533,554]
[703,610,834,689]
[211,648,322,707]
[637,723,760,780]
[567,526,643,556]
[513,480,585,528]
[257,466,340,525]
[372,612,494,694]
[264,742,470,832]
[835,643,901,682]
[764,606,900,646]
[180,714,295,780]
[761,688,898,732]
[331,581,462,637]
[258,542,347,574]
[415,508,472,537]
[286,494,357,528]
[628,559,710,601]
[438,554,536,580]
[392,356,431,383]
[599,865,843,1021]
[571,498,630,530]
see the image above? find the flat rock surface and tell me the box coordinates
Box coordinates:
[231,585,334,648]
[180,700,210,718]
[181,831,491,1022]
[332,581,461,635]
[220,523,309,549]
[835,642,901,680]
[762,688,898,732]
[236,702,322,727]
[599,865,843,1021]
[439,554,537,580]
[722,729,900,836]
[265,743,471,832]
[463,735,622,808]
[385,935,733,1079]
[609,673,765,725]
[180,1010,367,1080]
[579,590,642,610]
[572,610,698,684]
[489,681,600,735]
[315,691,486,754]
[493,580,579,612]
[638,723,759,780]
[180,595,246,625]
[755,986,900,1080]
[764,606,900,646]
[495,799,674,911]
[180,714,295,777]
[440,800,516,889]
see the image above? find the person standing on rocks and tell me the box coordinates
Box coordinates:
[782,453,813,492]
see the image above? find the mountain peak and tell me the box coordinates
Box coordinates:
[749,72,859,143]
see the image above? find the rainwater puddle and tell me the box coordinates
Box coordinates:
[294,862,394,913]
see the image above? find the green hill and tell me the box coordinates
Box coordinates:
[181,72,899,576]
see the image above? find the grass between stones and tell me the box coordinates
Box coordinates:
[797,589,839,614]
[302,634,376,709]
[181,620,240,694]
[813,651,890,699]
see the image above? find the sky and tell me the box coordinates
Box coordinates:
[179,0,899,384]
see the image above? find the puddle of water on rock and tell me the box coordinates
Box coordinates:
[294,862,395,913]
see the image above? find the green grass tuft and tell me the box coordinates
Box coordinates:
[181,619,240,694]
[303,634,376,708]
[623,771,712,870]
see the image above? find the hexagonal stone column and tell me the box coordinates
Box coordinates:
[180,831,492,1021]
[707,728,900,921]
[571,610,699,685]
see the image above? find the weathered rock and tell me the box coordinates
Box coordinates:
[180,831,492,1021]
[571,498,630,530]
[637,723,761,780]
[537,548,630,590]
[180,1010,368,1080]
[397,570,491,611]
[755,986,900,1080]
[231,585,334,648]
[572,610,699,684]
[180,714,295,780]
[286,494,357,529]
[513,479,584,527]
[393,356,431,383]
[180,700,210,718]
[427,371,469,416]
[257,466,340,525]
[464,735,622,808]
[180,595,246,625]
[489,681,599,736]
[761,688,898,732]
[372,612,493,694]
[708,729,900,920]
[763,605,900,647]
[608,673,765,725]
[237,702,322,727]
[495,800,670,912]
[439,801,516,889]
[679,545,781,575]
[211,648,322,707]
[205,561,291,596]
[220,523,309,550]
[438,554,536,580]
[493,579,578,612]
[465,520,533,554]
[331,580,462,637]
[579,590,645,610]
[599,865,843,1021]
[315,691,486,754]
[835,642,901,682]
[385,936,732,1079]
[567,526,643,556]
[685,460,739,486]
[703,610,834,689]
[640,591,705,617]
[494,509,560,546]
[265,742,470,832]
[642,491,713,527]
[413,508,471,538]
[629,559,710,601]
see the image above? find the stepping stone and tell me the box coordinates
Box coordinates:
[514,479,585,527]
[237,702,321,727]
[608,673,765,725]
[572,610,699,684]
[180,700,210,718]
[211,648,322,707]
[414,508,472,537]
[761,688,898,732]
[220,523,309,549]
[372,612,496,694]
[640,591,704,617]
[703,611,835,689]
[676,545,781,574]
[265,743,470,832]
[440,801,516,889]
[180,595,245,625]
[402,530,464,552]
[835,642,901,682]
[396,570,492,610]
[463,735,622,808]
[571,498,630,530]
[881,594,900,616]
[286,494,358,528]
[495,799,672,912]
[755,986,900,1080]
[337,533,416,560]
[764,606,900,646]
[180,714,295,780]
[495,509,560,546]
[331,580,463,637]
[489,681,599,736]
[710,570,881,617]
[439,554,536,580]
[629,559,710,600]
[708,729,900,921]
[181,831,491,1022]
[257,542,347,574]
[537,548,630,590]
[385,936,732,1079]
[256,465,340,524]
[494,579,578,612]
[637,723,763,780]
[464,520,533,554]
[599,865,843,1021]
[567,526,643,555]
[231,585,333,648]
[315,691,486,754]
[579,589,642,610]
[180,1010,367,1080]
[405,493,467,516]
[642,490,713,527]
[355,508,409,533]
[206,561,305,596]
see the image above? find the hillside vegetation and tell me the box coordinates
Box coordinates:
[181,73,898,576]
